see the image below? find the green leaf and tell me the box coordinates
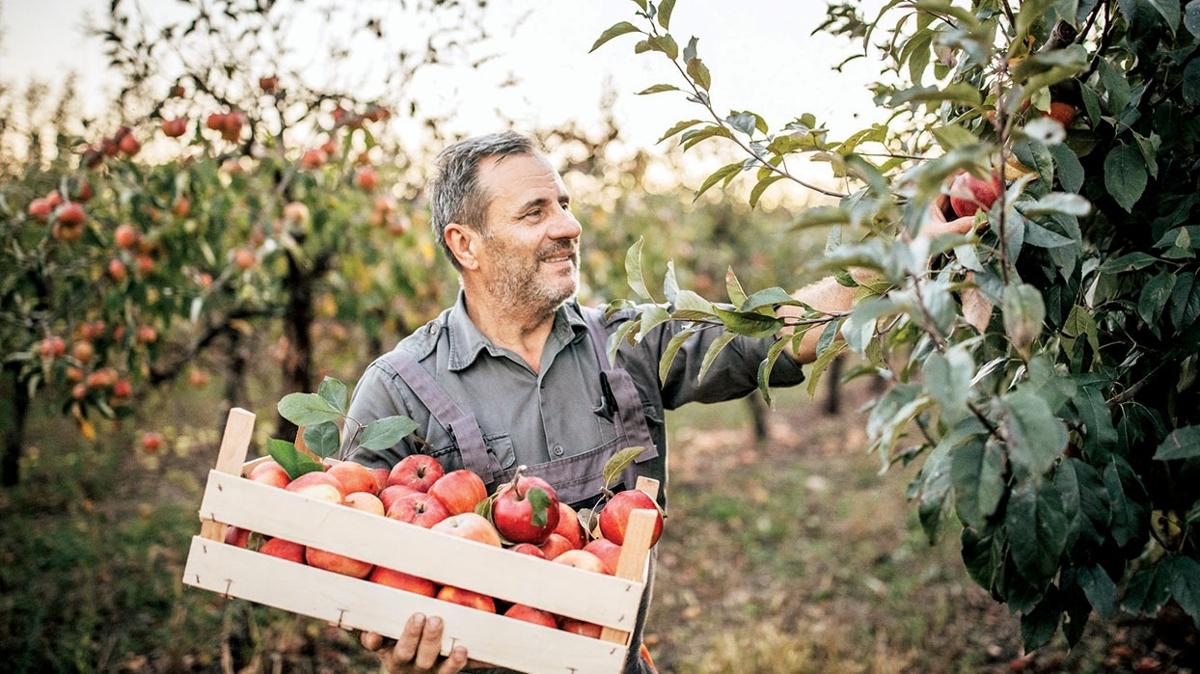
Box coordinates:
[1138,271,1176,329]
[1076,564,1117,619]
[637,83,680,95]
[303,421,341,459]
[739,287,797,312]
[639,305,672,341]
[931,124,978,151]
[1184,59,1200,106]
[1021,588,1062,652]
[1007,481,1069,584]
[694,162,744,201]
[924,346,974,423]
[607,319,641,364]
[657,119,704,144]
[657,0,676,29]
[806,340,847,397]
[277,392,342,427]
[1003,389,1069,477]
[1003,283,1046,357]
[952,440,1006,529]
[603,446,648,489]
[1187,0,1200,38]
[359,416,419,451]
[590,21,640,53]
[749,175,785,208]
[647,34,679,60]
[725,267,748,307]
[1022,193,1091,217]
[526,487,552,528]
[1154,426,1200,460]
[1105,459,1146,548]
[686,57,711,91]
[659,326,702,381]
[267,438,325,480]
[1016,0,1057,37]
[1170,555,1200,626]
[625,237,652,300]
[756,337,792,405]
[841,297,896,354]
[1048,143,1084,193]
[697,332,738,382]
[1103,145,1148,212]
[317,377,348,415]
[1170,272,1200,330]
[1146,0,1182,32]
[1099,252,1158,273]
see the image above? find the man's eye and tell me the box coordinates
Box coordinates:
[525,210,542,219]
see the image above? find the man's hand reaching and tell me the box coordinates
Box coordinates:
[361,614,475,674]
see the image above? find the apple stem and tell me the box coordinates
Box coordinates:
[509,464,527,499]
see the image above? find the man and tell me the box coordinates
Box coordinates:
[345,131,972,673]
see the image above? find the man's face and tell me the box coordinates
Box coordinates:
[473,152,581,314]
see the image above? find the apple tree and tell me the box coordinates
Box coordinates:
[593,0,1200,649]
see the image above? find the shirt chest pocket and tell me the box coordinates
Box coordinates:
[426,426,517,475]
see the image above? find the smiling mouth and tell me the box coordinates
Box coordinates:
[540,254,576,265]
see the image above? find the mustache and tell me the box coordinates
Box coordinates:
[538,244,578,261]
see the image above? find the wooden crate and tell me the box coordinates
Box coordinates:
[182,408,657,674]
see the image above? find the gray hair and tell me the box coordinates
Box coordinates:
[428,131,538,269]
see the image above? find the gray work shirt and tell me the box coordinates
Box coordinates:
[344,290,806,510]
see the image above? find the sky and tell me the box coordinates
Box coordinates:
[0,0,887,190]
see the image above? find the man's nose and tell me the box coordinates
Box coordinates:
[549,206,582,240]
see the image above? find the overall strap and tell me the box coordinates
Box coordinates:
[581,307,659,459]
[378,349,497,482]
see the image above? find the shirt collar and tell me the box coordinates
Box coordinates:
[445,289,589,372]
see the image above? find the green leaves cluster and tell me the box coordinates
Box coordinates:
[593,0,1200,649]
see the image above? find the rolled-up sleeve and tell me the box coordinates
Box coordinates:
[626,306,806,410]
[342,362,419,469]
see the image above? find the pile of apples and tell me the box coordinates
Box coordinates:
[228,454,663,637]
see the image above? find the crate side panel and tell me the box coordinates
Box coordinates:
[181,537,627,674]
[198,471,644,629]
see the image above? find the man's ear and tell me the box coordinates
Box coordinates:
[444,223,480,270]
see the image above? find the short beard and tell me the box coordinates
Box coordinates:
[481,235,578,322]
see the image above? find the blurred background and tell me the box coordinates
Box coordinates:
[0,1,1177,672]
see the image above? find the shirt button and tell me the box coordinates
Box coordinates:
[552,444,564,457]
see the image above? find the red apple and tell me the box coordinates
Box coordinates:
[388,454,445,493]
[285,471,344,502]
[379,484,420,511]
[355,167,378,190]
[553,549,608,575]
[582,539,623,575]
[369,567,436,597]
[56,203,86,226]
[428,469,487,515]
[306,546,372,578]
[437,586,496,613]
[504,604,557,629]
[431,513,502,547]
[537,533,574,561]
[599,490,663,547]
[560,619,602,638]
[28,198,51,221]
[224,526,251,548]
[948,171,1002,218]
[492,471,560,545]
[260,538,305,564]
[161,117,188,138]
[249,460,290,489]
[387,492,451,528]
[1046,101,1077,128]
[107,259,128,282]
[551,502,585,549]
[369,468,390,493]
[343,492,385,517]
[114,224,139,249]
[510,543,546,559]
[327,461,377,495]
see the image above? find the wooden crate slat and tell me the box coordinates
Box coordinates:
[197,471,643,629]
[182,537,627,674]
[199,408,256,542]
[599,509,658,645]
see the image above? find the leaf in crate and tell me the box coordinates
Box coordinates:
[303,421,341,459]
[268,438,324,480]
[475,493,495,520]
[527,487,552,528]
[317,376,349,414]
[603,446,647,490]
[359,415,419,451]
[277,392,342,427]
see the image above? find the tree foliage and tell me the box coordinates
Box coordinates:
[594,0,1200,649]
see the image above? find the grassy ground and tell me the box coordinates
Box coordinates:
[0,378,1193,673]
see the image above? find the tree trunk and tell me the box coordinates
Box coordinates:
[823,354,844,416]
[219,328,249,428]
[2,367,30,487]
[747,392,769,442]
[277,252,314,440]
